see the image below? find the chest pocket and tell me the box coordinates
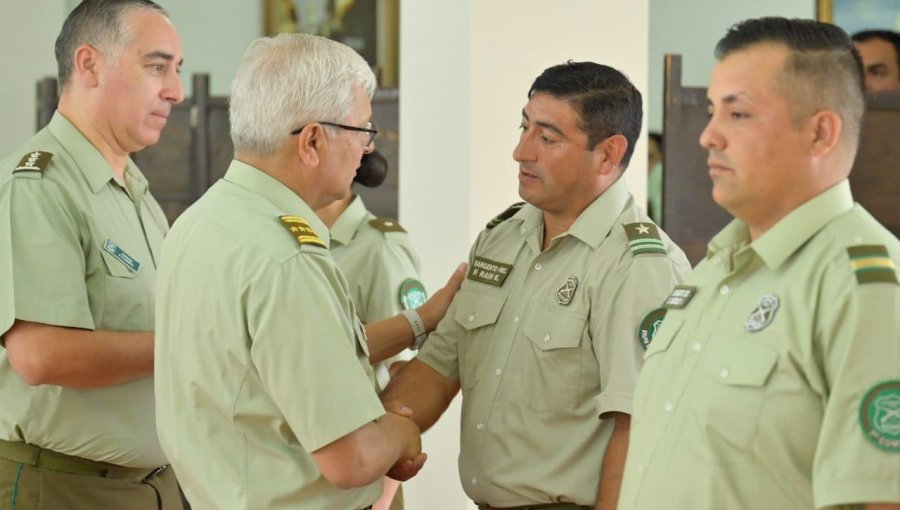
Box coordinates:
[453,290,506,390]
[692,336,778,465]
[520,304,587,413]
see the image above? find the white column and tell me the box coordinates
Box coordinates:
[399,2,649,509]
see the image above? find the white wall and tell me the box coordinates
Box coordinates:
[399,2,649,508]
[647,0,814,132]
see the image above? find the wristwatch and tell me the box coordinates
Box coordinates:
[400,308,428,350]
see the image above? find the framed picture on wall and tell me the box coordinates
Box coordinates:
[817,0,900,33]
[263,0,399,88]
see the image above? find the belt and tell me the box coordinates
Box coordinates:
[477,504,590,510]
[0,439,167,482]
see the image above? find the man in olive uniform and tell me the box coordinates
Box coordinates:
[618,18,900,510]
[381,62,692,510]
[0,1,184,509]
[154,34,463,510]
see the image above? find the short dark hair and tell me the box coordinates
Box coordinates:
[852,29,900,70]
[528,61,643,168]
[56,0,168,88]
[715,17,865,150]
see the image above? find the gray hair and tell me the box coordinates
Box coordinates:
[230,33,376,157]
[55,0,168,89]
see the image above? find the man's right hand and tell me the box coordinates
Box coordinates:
[417,262,467,331]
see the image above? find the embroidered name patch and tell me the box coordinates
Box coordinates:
[664,285,696,309]
[103,238,141,273]
[467,256,513,287]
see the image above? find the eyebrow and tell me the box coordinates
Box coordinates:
[707,92,752,106]
[143,51,184,67]
[521,109,565,137]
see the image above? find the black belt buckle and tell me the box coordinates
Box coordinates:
[142,464,168,483]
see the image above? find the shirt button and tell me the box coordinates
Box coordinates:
[720,368,730,379]
[663,402,674,412]
[691,342,702,352]
[534,263,543,271]
[471,478,477,485]
[637,464,645,472]
[495,368,502,376]
[543,334,551,342]
[476,423,484,431]
[720,285,731,295]
[513,315,520,323]
[468,314,475,322]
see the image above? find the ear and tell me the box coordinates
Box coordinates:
[72,44,102,87]
[296,123,326,167]
[593,134,629,176]
[809,110,842,157]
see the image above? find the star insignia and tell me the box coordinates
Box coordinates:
[636,224,650,234]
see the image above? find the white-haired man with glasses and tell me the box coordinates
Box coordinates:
[153,33,464,510]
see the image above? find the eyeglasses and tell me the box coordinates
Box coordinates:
[291,121,378,147]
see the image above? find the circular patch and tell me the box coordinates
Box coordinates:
[637,307,667,350]
[859,379,900,452]
[399,278,427,310]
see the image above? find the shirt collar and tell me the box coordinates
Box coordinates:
[48,112,143,196]
[330,195,369,246]
[708,180,854,270]
[513,176,631,250]
[223,159,331,247]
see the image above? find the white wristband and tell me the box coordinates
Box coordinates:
[400,308,428,350]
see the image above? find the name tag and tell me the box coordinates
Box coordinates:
[467,256,513,287]
[103,238,141,273]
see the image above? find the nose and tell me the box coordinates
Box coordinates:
[164,70,185,104]
[698,115,721,151]
[512,131,535,163]
[363,138,375,154]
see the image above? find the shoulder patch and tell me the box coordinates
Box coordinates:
[637,306,667,350]
[486,201,525,230]
[623,222,666,256]
[369,217,406,233]
[847,245,897,285]
[279,215,326,249]
[858,379,900,451]
[399,278,427,309]
[13,151,53,175]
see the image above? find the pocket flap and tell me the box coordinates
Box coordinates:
[99,241,138,278]
[453,291,506,330]
[708,339,778,387]
[523,304,586,351]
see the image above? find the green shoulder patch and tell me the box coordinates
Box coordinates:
[637,307,667,350]
[624,222,666,256]
[369,217,406,233]
[279,215,326,249]
[13,151,53,174]
[399,278,427,309]
[858,379,900,452]
[486,202,525,230]
[847,245,897,285]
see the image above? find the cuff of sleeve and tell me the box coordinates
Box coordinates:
[593,391,633,418]
[14,304,96,331]
[815,479,900,509]
[304,397,386,453]
[414,353,459,383]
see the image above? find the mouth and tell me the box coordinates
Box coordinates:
[518,168,538,181]
[707,160,732,176]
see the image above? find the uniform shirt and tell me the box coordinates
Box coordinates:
[0,112,168,468]
[154,160,385,510]
[330,195,422,389]
[416,177,691,507]
[618,180,900,510]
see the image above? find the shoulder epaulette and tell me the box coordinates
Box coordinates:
[486,202,525,230]
[279,215,326,249]
[369,217,406,233]
[623,222,666,256]
[13,151,53,176]
[847,244,897,285]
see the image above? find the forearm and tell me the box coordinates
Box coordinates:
[380,359,459,432]
[595,413,631,510]
[4,320,153,388]
[364,314,416,364]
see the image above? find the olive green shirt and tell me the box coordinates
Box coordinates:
[618,180,900,509]
[0,112,168,468]
[155,160,385,510]
[330,195,422,389]
[416,178,692,506]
